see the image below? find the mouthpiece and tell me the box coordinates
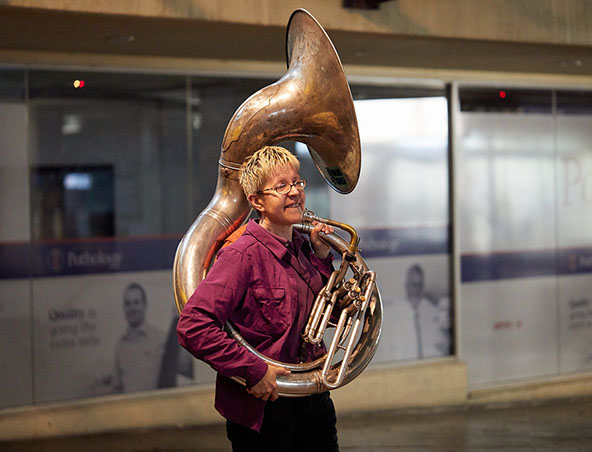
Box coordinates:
[302,209,323,224]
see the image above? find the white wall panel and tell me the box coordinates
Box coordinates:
[461,277,558,386]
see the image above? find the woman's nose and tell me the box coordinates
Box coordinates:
[287,183,300,195]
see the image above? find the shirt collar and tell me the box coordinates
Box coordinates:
[245,219,308,260]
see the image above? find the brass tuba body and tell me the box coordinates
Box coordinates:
[173,8,382,396]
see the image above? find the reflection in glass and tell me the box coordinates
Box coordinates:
[31,165,114,240]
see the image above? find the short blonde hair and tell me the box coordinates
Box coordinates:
[239,146,300,197]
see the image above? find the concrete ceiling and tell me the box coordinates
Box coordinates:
[0,6,590,81]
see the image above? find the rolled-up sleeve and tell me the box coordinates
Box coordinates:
[177,247,268,387]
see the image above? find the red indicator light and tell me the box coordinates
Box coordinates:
[73,79,85,88]
[499,90,507,99]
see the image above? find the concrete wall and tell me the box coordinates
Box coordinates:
[1,0,590,87]
[0,360,467,441]
[3,0,592,47]
[2,359,591,441]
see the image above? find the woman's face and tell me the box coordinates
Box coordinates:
[250,164,305,236]
[123,287,146,328]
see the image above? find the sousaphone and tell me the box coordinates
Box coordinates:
[173,8,382,395]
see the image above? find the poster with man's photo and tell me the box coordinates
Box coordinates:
[31,270,212,404]
[369,255,452,365]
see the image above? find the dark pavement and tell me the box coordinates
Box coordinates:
[2,396,592,451]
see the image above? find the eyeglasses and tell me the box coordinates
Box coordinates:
[259,179,307,195]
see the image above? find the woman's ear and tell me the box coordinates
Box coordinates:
[247,193,265,214]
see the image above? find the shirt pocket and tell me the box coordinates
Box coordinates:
[251,286,289,336]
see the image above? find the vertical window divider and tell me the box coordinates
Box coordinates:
[447,81,462,359]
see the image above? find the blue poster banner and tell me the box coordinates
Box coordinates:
[461,247,592,282]
[0,236,181,279]
[358,225,450,258]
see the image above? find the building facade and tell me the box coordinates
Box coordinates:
[1,0,592,440]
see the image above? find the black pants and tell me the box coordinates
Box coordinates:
[226,392,339,452]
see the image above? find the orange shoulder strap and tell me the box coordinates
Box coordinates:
[221,223,248,249]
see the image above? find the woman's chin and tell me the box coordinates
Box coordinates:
[291,210,304,224]
[283,207,303,223]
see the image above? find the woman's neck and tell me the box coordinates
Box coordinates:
[259,217,293,241]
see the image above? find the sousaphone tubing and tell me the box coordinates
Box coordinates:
[173,8,382,395]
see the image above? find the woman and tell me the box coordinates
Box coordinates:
[177,146,339,451]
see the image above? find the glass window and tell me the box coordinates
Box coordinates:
[341,86,453,364]
[0,69,454,408]
[458,87,556,386]
[555,90,592,375]
[0,69,34,408]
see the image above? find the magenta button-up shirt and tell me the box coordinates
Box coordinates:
[177,219,333,431]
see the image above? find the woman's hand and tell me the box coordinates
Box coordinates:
[310,221,334,259]
[246,365,291,401]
